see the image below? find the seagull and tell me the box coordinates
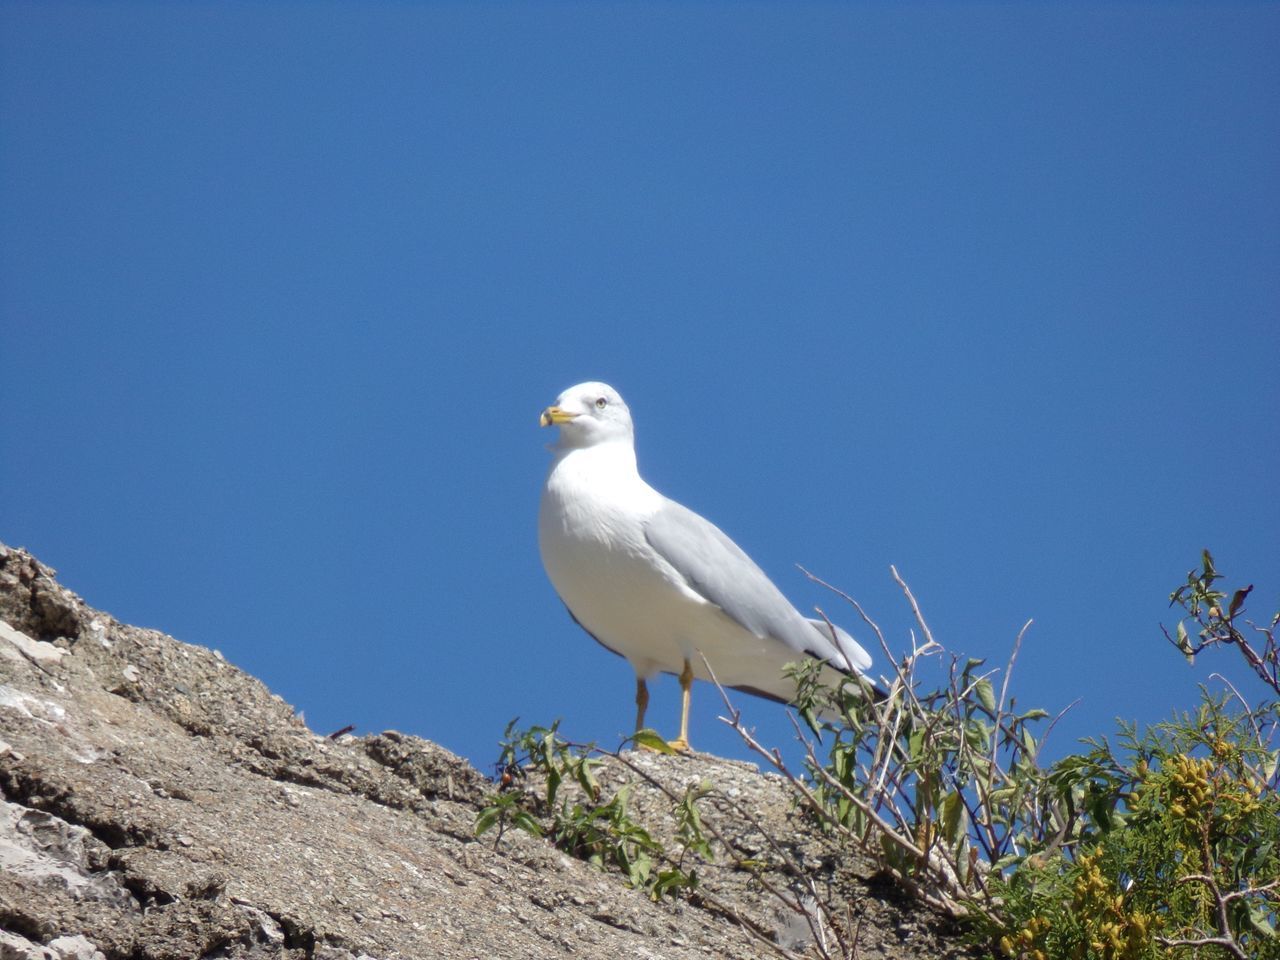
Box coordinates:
[538,381,872,751]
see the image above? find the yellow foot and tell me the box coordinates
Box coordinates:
[665,736,691,754]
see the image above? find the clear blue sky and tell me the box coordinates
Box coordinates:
[3,3,1277,772]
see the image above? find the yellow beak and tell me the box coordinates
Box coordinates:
[540,406,578,427]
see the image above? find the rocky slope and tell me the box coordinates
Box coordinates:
[0,543,972,959]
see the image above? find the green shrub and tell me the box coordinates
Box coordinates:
[476,721,705,899]
[754,556,1278,958]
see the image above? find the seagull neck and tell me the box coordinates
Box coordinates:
[551,437,636,466]
[549,439,647,489]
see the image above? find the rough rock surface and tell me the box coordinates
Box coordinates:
[0,543,974,959]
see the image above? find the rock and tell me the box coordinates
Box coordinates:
[0,801,135,910]
[0,543,974,958]
[0,931,106,960]
[45,936,107,960]
[0,622,66,666]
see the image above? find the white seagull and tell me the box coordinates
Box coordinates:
[538,381,872,751]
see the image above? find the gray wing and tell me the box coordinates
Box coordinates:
[643,499,870,673]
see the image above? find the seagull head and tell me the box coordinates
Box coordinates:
[540,381,634,448]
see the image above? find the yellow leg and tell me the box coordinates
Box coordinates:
[668,659,694,753]
[634,676,649,733]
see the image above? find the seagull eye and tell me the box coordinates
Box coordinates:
[595,396,608,410]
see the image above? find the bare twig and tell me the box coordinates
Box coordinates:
[891,564,938,650]
[991,620,1032,776]
[716,686,990,921]
[1032,697,1081,767]
[694,654,860,958]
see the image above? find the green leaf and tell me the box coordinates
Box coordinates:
[965,719,993,751]
[941,790,965,847]
[512,810,545,837]
[627,853,651,888]
[631,729,677,754]
[652,867,696,899]
[908,727,925,762]
[1246,901,1276,937]
[475,805,501,836]
[573,758,600,799]
[800,703,821,737]
[1019,725,1039,756]
[1228,584,1252,619]
[975,678,997,716]
[832,745,852,782]
[988,786,1015,807]
[1175,621,1195,662]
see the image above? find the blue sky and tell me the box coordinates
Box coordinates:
[3,3,1277,772]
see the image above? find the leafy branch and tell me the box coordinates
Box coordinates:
[1166,549,1279,696]
[476,721,702,897]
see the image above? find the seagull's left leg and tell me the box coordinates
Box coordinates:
[634,676,649,733]
[668,659,695,753]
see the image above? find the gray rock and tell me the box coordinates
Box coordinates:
[45,936,106,960]
[0,543,974,959]
[0,801,135,909]
[0,932,106,960]
[0,621,66,666]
